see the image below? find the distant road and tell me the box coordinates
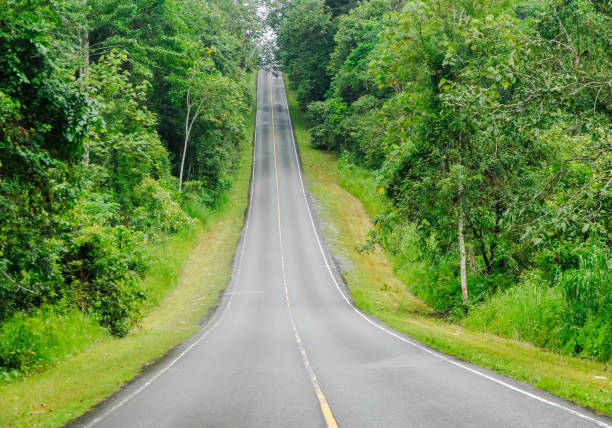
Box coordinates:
[72,70,611,428]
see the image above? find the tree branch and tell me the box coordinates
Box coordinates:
[1,270,39,294]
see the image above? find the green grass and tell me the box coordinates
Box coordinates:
[463,277,567,350]
[0,308,110,381]
[141,225,204,308]
[0,71,257,428]
[336,157,390,218]
[285,78,612,416]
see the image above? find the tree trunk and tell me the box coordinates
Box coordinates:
[179,133,188,191]
[82,0,89,82]
[179,67,206,191]
[82,0,90,164]
[468,242,476,277]
[480,242,491,270]
[458,204,468,304]
[179,88,192,192]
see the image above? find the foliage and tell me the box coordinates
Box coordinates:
[306,97,347,150]
[0,1,97,318]
[0,0,258,374]
[277,0,612,360]
[328,0,392,102]
[131,178,195,233]
[81,0,256,194]
[273,0,335,107]
[62,222,147,336]
[165,52,249,193]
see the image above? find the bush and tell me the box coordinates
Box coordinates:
[340,96,386,169]
[131,178,195,233]
[307,98,347,150]
[64,224,146,336]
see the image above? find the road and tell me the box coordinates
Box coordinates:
[73,70,611,428]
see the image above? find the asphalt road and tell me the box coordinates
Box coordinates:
[74,70,611,428]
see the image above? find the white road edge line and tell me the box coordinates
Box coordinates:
[83,70,262,428]
[278,74,611,428]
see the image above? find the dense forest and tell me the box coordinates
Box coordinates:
[0,0,258,374]
[273,0,611,361]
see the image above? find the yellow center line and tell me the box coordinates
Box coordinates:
[269,73,339,428]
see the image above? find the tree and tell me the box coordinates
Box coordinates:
[179,56,209,191]
[328,0,391,103]
[274,0,335,107]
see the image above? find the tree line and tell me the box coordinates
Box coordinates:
[0,0,259,372]
[273,0,611,360]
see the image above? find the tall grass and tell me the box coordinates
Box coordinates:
[0,307,110,379]
[337,156,389,217]
[464,251,611,361]
[557,249,611,360]
[463,272,566,350]
[140,226,201,307]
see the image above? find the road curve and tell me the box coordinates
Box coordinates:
[72,70,611,428]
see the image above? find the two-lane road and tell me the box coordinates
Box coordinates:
[74,70,611,428]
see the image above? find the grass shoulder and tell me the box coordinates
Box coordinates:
[285,79,612,416]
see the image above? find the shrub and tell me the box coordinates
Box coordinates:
[307,98,347,150]
[131,178,195,233]
[64,224,146,336]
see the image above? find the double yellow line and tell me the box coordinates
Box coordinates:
[268,72,339,428]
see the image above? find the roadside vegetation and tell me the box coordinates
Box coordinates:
[286,82,612,416]
[273,0,611,363]
[0,0,259,390]
[0,128,253,427]
[0,48,256,428]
